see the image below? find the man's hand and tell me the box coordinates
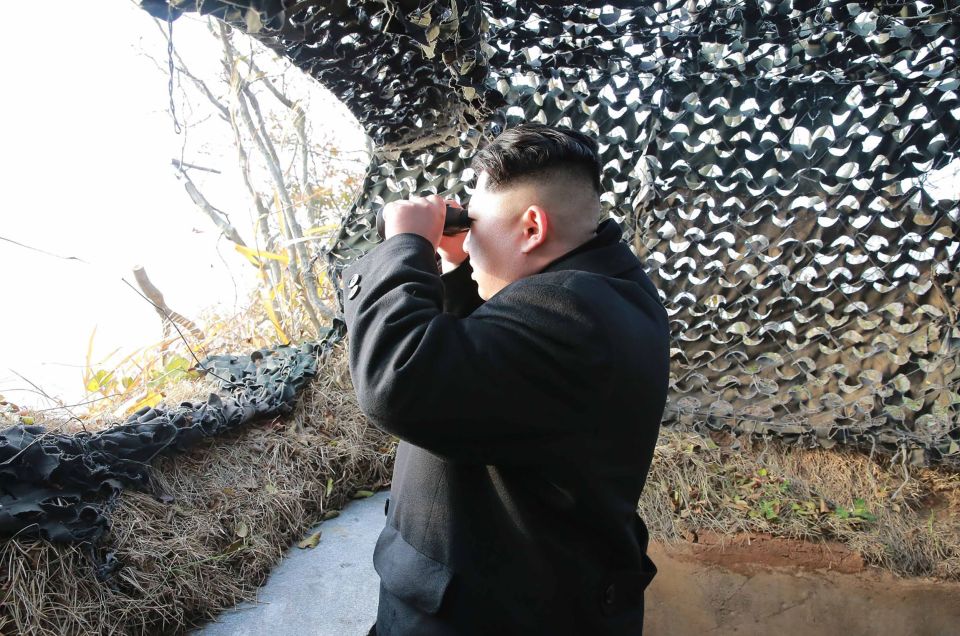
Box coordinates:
[382,195,446,248]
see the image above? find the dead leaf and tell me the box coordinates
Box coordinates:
[222,538,245,555]
[298,531,322,549]
[236,522,249,538]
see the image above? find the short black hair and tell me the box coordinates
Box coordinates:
[471,123,601,194]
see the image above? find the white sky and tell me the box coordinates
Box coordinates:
[0,1,366,411]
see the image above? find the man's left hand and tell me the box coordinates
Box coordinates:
[382,195,446,249]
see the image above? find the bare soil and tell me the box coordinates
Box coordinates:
[645,536,960,636]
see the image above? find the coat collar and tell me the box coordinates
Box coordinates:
[540,219,639,278]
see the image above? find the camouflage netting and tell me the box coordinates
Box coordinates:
[141,0,959,464]
[3,0,959,546]
[0,340,330,545]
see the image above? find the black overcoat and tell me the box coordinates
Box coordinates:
[343,219,669,635]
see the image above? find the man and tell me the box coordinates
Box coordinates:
[343,123,669,635]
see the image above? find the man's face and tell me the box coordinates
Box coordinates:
[463,171,526,300]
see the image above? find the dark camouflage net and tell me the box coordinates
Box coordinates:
[142,0,959,465]
[2,0,958,546]
[0,340,330,546]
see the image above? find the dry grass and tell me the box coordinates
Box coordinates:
[639,430,960,579]
[0,343,395,635]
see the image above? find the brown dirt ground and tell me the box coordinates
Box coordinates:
[645,536,960,636]
[683,531,866,575]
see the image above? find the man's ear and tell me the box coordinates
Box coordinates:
[519,206,549,254]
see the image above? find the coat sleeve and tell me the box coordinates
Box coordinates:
[343,233,614,465]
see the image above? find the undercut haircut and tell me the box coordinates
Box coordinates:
[471,123,602,194]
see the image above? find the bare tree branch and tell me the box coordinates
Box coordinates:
[240,82,335,320]
[224,92,285,293]
[244,57,311,190]
[219,23,334,326]
[171,159,221,174]
[174,167,249,248]
[213,40,287,328]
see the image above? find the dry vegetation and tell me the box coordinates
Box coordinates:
[640,430,960,579]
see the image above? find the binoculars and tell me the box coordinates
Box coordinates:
[376,204,471,240]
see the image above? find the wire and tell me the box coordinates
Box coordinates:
[0,235,90,264]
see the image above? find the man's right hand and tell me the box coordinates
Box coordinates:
[381,194,447,247]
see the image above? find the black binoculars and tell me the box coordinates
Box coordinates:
[376,204,471,240]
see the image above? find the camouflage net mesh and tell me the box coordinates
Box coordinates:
[0,340,333,545]
[144,0,959,465]
[2,0,958,546]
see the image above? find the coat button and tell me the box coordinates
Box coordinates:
[348,273,361,288]
[348,285,361,300]
[603,583,617,607]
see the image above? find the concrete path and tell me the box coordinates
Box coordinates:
[193,491,387,636]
